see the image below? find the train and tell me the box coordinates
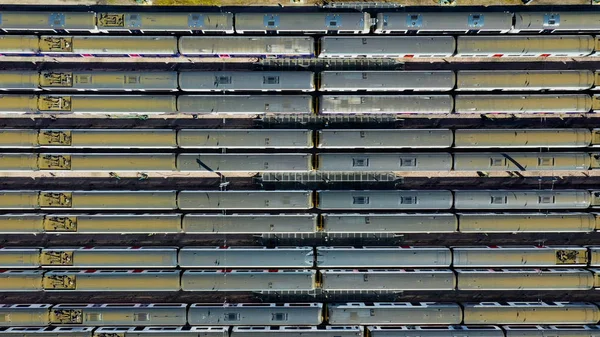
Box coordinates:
[2,70,600,92]
[0,189,598,211]
[1,302,600,326]
[0,94,597,116]
[4,326,600,337]
[1,266,600,292]
[0,245,597,269]
[4,10,600,35]
[0,151,598,173]
[1,128,597,149]
[4,35,600,58]
[0,212,598,234]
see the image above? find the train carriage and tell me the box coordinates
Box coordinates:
[318,36,455,58]
[96,12,234,33]
[366,326,504,337]
[322,213,458,233]
[320,269,455,291]
[452,246,589,267]
[0,11,96,32]
[177,154,311,172]
[317,190,453,210]
[462,302,600,325]
[453,190,591,210]
[42,270,180,291]
[187,303,323,326]
[456,70,595,91]
[317,129,453,149]
[0,327,93,337]
[178,36,315,57]
[317,153,452,172]
[327,303,462,325]
[234,13,371,34]
[318,71,455,92]
[457,213,597,233]
[319,95,453,114]
[0,191,178,210]
[176,191,313,210]
[178,247,314,268]
[177,95,313,115]
[0,270,43,292]
[35,95,178,115]
[452,152,591,171]
[315,246,452,268]
[39,36,179,56]
[0,304,51,327]
[513,12,600,33]
[182,214,318,234]
[375,12,513,34]
[231,326,363,337]
[49,303,187,326]
[454,129,593,148]
[93,327,229,337]
[0,214,181,234]
[39,247,178,268]
[502,325,600,337]
[177,129,312,149]
[179,71,315,92]
[38,71,179,91]
[456,268,594,291]
[456,35,596,57]
[181,269,316,292]
[0,153,177,172]
[454,94,593,114]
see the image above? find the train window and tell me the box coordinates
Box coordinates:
[353,196,370,205]
[369,309,375,316]
[272,313,288,321]
[539,196,555,204]
[491,196,507,204]
[0,314,6,322]
[400,158,416,167]
[263,76,280,85]
[538,157,555,166]
[216,76,231,85]
[134,313,150,322]
[85,313,102,322]
[400,196,417,204]
[224,313,240,321]
[352,158,369,167]
[362,38,367,45]
[362,72,368,79]
[267,20,276,27]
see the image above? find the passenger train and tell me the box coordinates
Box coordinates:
[2,70,600,92]
[0,189,598,211]
[0,212,597,234]
[0,151,598,173]
[1,302,600,326]
[1,266,600,292]
[4,10,600,35]
[4,326,600,337]
[1,245,597,269]
[0,94,596,115]
[3,34,600,58]
[1,128,596,149]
